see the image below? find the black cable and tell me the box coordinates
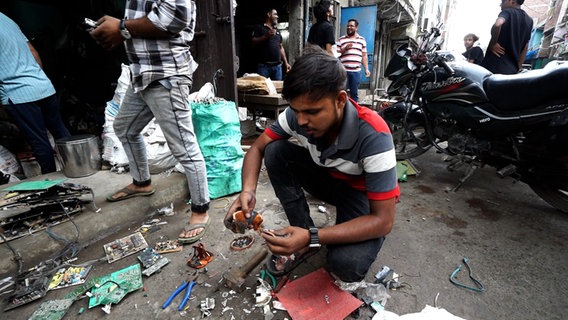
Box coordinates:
[0,233,23,274]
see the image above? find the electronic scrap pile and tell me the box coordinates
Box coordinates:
[0,180,96,243]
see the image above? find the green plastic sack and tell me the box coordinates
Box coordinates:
[191,99,244,199]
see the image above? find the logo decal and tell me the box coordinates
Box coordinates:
[422,77,466,91]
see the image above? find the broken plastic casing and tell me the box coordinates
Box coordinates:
[232,209,264,232]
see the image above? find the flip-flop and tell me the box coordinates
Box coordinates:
[106,187,156,202]
[266,248,320,277]
[178,217,211,244]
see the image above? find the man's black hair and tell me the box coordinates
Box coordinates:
[314,0,332,22]
[348,18,358,27]
[516,0,525,5]
[282,45,347,102]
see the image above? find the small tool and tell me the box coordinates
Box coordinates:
[162,272,198,311]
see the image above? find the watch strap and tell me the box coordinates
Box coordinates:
[308,227,321,248]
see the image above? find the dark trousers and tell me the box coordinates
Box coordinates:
[5,94,70,173]
[264,140,384,281]
[346,70,362,102]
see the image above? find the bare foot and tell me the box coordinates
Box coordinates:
[179,212,209,238]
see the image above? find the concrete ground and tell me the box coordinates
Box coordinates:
[0,147,567,320]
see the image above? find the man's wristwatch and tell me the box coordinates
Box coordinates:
[308,227,321,248]
[120,19,132,39]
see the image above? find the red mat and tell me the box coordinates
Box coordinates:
[275,268,363,320]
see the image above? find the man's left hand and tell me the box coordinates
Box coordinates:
[260,226,309,255]
[285,63,292,73]
[365,69,370,77]
[90,15,123,50]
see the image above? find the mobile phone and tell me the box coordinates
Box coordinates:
[83,18,97,30]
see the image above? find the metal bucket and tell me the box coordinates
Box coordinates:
[55,135,101,178]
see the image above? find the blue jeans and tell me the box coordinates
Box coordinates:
[5,94,70,173]
[257,63,283,81]
[114,76,210,212]
[346,71,362,102]
[264,140,385,282]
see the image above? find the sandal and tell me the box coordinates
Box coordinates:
[266,248,319,277]
[187,243,214,269]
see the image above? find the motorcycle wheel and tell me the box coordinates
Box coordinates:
[387,121,431,160]
[529,183,568,214]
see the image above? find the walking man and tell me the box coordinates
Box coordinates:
[336,19,370,102]
[482,0,533,74]
[251,8,291,80]
[90,0,211,244]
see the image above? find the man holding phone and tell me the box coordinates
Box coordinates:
[90,0,211,244]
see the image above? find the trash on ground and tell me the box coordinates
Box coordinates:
[275,268,362,320]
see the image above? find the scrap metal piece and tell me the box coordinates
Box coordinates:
[200,297,215,317]
[230,235,255,251]
[254,278,272,307]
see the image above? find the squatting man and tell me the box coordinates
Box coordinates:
[224,47,399,282]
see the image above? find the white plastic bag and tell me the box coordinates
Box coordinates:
[0,145,20,175]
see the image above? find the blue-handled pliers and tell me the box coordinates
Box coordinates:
[162,272,198,311]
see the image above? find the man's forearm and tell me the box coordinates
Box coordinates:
[124,17,169,38]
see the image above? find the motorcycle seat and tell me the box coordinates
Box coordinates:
[483,63,568,110]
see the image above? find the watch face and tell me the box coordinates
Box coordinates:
[121,29,131,39]
[120,20,131,39]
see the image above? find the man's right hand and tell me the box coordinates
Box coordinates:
[489,42,505,57]
[90,15,123,50]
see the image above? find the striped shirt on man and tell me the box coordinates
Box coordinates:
[336,34,367,73]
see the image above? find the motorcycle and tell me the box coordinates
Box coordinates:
[380,25,568,213]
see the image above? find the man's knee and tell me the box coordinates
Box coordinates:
[326,237,384,282]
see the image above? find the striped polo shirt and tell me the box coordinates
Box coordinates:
[336,34,367,72]
[0,12,55,105]
[124,0,198,92]
[265,100,400,201]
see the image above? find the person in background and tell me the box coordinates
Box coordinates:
[307,0,335,55]
[482,0,533,74]
[90,0,211,244]
[224,47,399,282]
[336,19,370,102]
[251,8,291,80]
[462,33,484,65]
[0,12,71,174]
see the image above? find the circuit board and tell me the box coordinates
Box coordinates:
[28,298,74,320]
[48,266,92,290]
[154,240,183,254]
[103,232,148,263]
[141,257,170,277]
[83,264,143,308]
[137,247,162,268]
[4,273,50,311]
